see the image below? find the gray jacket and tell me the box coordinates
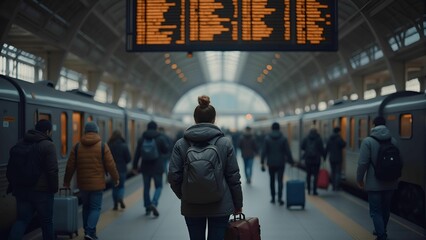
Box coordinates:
[168,123,243,217]
[356,125,399,191]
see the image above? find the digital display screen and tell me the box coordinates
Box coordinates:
[126,0,337,51]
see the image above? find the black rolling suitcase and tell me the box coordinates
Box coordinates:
[53,188,79,238]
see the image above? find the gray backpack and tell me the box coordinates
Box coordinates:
[181,136,225,204]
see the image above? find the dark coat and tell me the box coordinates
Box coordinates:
[301,130,325,165]
[238,133,258,159]
[15,130,59,194]
[132,129,169,174]
[325,133,346,164]
[261,130,293,167]
[168,123,243,217]
[108,138,131,173]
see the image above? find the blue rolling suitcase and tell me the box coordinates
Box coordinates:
[286,168,305,209]
[53,188,79,238]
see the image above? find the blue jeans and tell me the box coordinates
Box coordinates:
[8,191,54,240]
[80,190,103,238]
[112,172,127,203]
[243,157,254,181]
[142,173,163,208]
[368,190,394,240]
[185,216,229,240]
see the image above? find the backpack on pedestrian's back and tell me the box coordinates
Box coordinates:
[370,136,402,181]
[182,135,225,204]
[140,137,159,163]
[6,140,42,191]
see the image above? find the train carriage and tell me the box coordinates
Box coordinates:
[0,75,186,233]
[252,91,426,227]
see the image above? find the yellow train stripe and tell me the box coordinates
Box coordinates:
[307,195,375,240]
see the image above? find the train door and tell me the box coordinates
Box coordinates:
[72,112,83,146]
[340,117,348,180]
[129,119,136,158]
[97,118,106,141]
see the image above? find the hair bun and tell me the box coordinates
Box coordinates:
[198,95,210,109]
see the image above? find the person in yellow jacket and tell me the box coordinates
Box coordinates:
[64,122,119,240]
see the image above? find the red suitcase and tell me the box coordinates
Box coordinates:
[225,213,261,240]
[317,168,330,189]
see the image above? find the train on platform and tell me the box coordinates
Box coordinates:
[0,75,188,234]
[251,91,426,227]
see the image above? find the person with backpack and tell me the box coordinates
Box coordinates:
[301,128,325,196]
[238,126,258,184]
[168,95,243,240]
[7,119,58,240]
[108,130,131,210]
[132,120,170,217]
[357,116,402,240]
[325,127,346,191]
[261,122,294,205]
[63,122,120,240]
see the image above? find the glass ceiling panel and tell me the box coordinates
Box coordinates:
[203,51,241,82]
[172,82,270,116]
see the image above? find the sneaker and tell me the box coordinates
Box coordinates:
[150,205,159,217]
[270,199,275,204]
[278,200,285,206]
[85,235,96,240]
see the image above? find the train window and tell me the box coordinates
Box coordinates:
[400,114,412,139]
[87,116,93,122]
[349,117,355,150]
[38,113,51,122]
[60,112,68,156]
[72,112,82,146]
[358,118,368,149]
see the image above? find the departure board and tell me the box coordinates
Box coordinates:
[126,0,337,51]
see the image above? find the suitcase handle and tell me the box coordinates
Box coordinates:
[58,187,72,196]
[230,213,246,222]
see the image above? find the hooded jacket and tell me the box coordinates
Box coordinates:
[357,125,399,191]
[64,132,119,191]
[168,123,243,217]
[132,129,169,174]
[261,130,293,167]
[11,129,59,194]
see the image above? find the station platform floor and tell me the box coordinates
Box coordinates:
[26,157,425,240]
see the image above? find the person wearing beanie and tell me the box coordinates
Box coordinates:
[84,122,99,133]
[64,121,119,240]
[261,122,294,205]
[132,120,170,217]
[168,95,243,240]
[357,116,400,240]
[8,119,58,240]
[325,127,346,191]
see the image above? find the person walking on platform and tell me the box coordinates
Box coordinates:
[63,122,120,240]
[132,121,170,217]
[261,122,294,206]
[238,126,258,184]
[108,130,131,210]
[357,116,402,240]
[301,128,325,196]
[7,120,58,240]
[168,95,243,240]
[325,127,346,191]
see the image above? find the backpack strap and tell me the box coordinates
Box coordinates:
[74,142,108,176]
